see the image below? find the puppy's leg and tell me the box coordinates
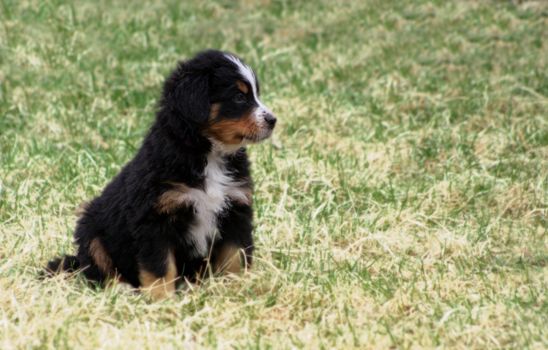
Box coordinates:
[214,202,254,275]
[212,243,247,274]
[138,243,177,301]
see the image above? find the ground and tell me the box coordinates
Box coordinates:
[0,0,547,349]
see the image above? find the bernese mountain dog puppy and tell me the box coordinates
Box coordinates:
[46,50,276,300]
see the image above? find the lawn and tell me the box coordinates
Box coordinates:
[0,0,547,348]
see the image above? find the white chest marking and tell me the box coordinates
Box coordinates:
[184,153,248,258]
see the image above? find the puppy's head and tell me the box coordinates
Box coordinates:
[162,50,276,148]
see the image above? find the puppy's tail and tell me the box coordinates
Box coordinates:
[44,255,80,276]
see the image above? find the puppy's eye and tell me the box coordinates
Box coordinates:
[233,93,246,104]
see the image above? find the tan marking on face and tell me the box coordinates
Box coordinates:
[89,238,113,276]
[236,80,249,94]
[213,244,243,274]
[155,183,191,214]
[206,112,259,144]
[139,250,177,301]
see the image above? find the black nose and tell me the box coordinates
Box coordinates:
[264,113,277,128]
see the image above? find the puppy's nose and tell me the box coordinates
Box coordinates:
[264,113,277,128]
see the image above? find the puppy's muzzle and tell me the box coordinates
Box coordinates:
[263,112,277,129]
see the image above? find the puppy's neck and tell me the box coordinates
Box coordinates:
[208,138,246,156]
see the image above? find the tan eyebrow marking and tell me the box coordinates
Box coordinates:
[236,80,249,94]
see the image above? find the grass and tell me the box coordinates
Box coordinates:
[1,0,547,348]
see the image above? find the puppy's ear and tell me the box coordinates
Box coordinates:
[172,72,210,124]
[162,65,210,125]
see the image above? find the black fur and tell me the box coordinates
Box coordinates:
[45,255,80,274]
[45,50,275,290]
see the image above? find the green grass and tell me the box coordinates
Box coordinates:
[1,0,547,348]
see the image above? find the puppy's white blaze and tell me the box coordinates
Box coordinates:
[224,54,274,142]
[225,54,257,95]
[224,54,270,115]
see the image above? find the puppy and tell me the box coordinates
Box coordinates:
[46,50,276,300]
